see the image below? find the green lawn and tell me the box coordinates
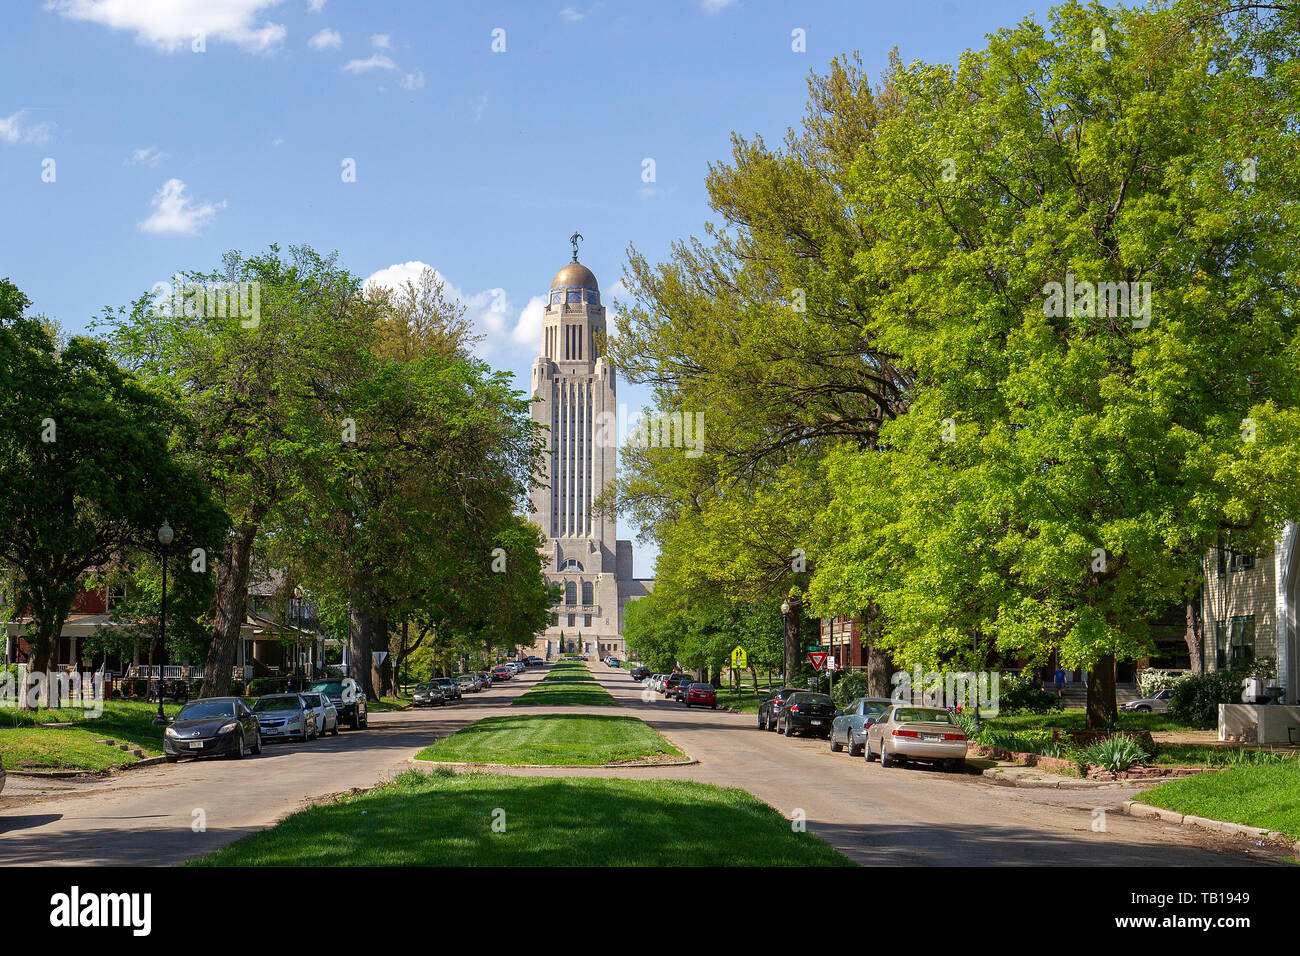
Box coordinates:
[711,685,775,714]
[512,680,616,707]
[982,711,1200,733]
[0,700,181,770]
[416,714,681,765]
[193,770,853,867]
[1136,763,1300,838]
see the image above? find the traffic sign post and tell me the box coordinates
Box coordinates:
[730,646,747,695]
[807,651,827,671]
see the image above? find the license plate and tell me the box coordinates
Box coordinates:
[923,734,942,741]
[188,741,204,749]
[811,720,823,725]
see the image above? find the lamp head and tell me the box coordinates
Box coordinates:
[157,521,174,546]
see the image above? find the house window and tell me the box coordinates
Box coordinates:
[584,615,592,627]
[565,581,576,605]
[1214,615,1256,668]
[1217,548,1256,577]
[581,581,593,605]
[107,586,126,610]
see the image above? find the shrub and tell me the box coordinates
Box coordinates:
[997,670,1064,715]
[1169,667,1251,728]
[1138,668,1190,699]
[229,679,245,697]
[247,677,273,697]
[830,670,875,708]
[1081,735,1149,772]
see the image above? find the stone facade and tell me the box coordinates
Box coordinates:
[520,257,652,661]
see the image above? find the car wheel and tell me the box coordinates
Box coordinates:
[947,759,964,772]
[880,740,894,767]
[830,730,844,753]
[230,735,245,759]
[784,719,795,737]
[757,712,765,730]
[252,733,262,755]
[1136,705,1151,713]
[848,734,863,758]
[711,704,717,710]
[864,738,875,762]
[349,711,360,730]
[359,710,368,729]
[164,754,179,763]
[332,720,339,736]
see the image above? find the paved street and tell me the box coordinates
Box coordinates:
[0,665,1283,866]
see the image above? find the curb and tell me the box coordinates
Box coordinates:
[1121,800,1300,849]
[5,754,168,779]
[406,755,698,771]
[981,767,1122,790]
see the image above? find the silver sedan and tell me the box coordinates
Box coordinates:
[865,705,968,770]
[298,691,340,736]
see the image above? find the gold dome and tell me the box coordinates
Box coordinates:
[551,262,598,290]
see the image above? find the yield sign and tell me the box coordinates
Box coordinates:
[807,651,827,671]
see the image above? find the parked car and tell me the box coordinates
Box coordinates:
[777,692,837,738]
[298,691,340,736]
[685,683,717,709]
[630,666,651,682]
[829,697,895,756]
[457,674,484,693]
[607,657,621,667]
[252,693,319,742]
[1121,687,1172,713]
[526,656,544,666]
[865,705,968,770]
[663,673,691,698]
[309,677,368,730]
[434,677,462,700]
[672,678,695,702]
[164,697,262,761]
[757,686,805,732]
[477,672,494,688]
[412,681,447,707]
[492,665,512,681]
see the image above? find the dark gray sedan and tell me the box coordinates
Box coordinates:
[829,697,895,756]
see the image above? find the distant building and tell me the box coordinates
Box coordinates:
[522,250,652,661]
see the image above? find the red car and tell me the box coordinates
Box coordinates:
[685,683,717,709]
[492,666,512,681]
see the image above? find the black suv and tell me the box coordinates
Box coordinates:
[308,678,368,730]
[630,666,651,681]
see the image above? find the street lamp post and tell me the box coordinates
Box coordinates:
[153,520,173,726]
[780,598,790,685]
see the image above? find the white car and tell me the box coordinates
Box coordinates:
[1121,688,1173,713]
[299,691,340,735]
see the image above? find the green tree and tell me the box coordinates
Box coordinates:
[0,279,227,706]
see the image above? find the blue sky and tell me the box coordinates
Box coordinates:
[1,0,1053,577]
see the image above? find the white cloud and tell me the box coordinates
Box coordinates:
[307,27,340,50]
[366,261,552,361]
[306,0,325,11]
[700,0,736,11]
[129,145,164,166]
[559,6,584,21]
[342,53,396,73]
[399,70,425,90]
[138,178,224,235]
[370,33,391,48]
[0,109,54,144]
[47,0,287,53]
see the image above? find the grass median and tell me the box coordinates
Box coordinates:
[512,681,616,707]
[416,713,681,765]
[1134,762,1300,838]
[193,770,853,867]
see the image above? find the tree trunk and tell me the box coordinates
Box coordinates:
[373,608,391,698]
[783,600,801,682]
[349,575,376,701]
[200,519,258,697]
[1086,652,1118,729]
[1184,592,1203,676]
[858,606,894,699]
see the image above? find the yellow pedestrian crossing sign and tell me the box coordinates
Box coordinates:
[730,646,747,669]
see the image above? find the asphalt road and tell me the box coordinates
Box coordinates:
[0,664,1282,866]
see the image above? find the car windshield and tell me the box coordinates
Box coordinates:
[895,708,954,724]
[691,684,712,691]
[415,683,435,691]
[310,682,342,695]
[299,694,320,706]
[177,700,235,720]
[252,697,302,712]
